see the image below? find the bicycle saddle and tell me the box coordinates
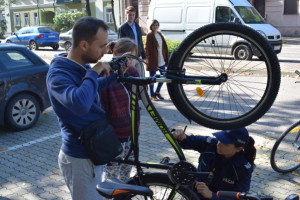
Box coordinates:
[96,178,153,198]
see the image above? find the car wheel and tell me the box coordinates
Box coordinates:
[29,40,39,50]
[233,44,253,60]
[64,41,72,52]
[52,44,59,50]
[6,94,40,131]
[6,40,12,43]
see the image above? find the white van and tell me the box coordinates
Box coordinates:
[147,0,282,59]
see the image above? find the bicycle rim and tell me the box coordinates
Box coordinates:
[128,173,199,200]
[167,23,280,130]
[270,120,300,173]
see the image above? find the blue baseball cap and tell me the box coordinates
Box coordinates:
[213,128,249,148]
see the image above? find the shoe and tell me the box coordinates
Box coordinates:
[151,96,160,101]
[155,92,164,100]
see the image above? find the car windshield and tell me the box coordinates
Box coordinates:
[235,6,265,24]
[37,27,57,33]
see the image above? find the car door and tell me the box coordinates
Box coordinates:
[11,28,26,44]
[0,57,11,109]
[21,27,34,45]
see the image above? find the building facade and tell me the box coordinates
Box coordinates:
[250,0,300,36]
[1,0,299,36]
[0,0,116,34]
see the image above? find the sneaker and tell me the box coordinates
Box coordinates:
[151,96,160,101]
[155,92,165,100]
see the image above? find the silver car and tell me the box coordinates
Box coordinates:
[59,29,118,51]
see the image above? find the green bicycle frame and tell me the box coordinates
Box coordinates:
[130,84,186,161]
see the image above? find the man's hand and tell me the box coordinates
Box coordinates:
[92,62,111,75]
[171,129,186,141]
[195,182,212,199]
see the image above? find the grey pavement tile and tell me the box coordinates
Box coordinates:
[1,109,300,200]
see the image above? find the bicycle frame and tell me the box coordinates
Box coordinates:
[111,75,212,199]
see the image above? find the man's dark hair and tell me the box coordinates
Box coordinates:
[72,16,109,48]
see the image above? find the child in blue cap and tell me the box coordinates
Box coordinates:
[172,127,256,200]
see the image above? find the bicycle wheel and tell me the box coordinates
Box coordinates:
[270,120,300,173]
[167,23,281,130]
[127,173,200,200]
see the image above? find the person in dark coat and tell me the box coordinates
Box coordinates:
[145,19,169,101]
[172,127,256,200]
[118,6,146,76]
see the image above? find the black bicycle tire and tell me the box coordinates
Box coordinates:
[126,173,200,200]
[167,23,281,130]
[270,120,300,173]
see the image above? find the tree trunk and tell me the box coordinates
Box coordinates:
[86,0,92,16]
[111,0,118,31]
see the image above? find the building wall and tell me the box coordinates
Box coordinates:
[265,0,300,36]
[138,0,150,33]
[1,0,112,34]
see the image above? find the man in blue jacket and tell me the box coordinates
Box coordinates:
[46,17,117,200]
[172,128,256,200]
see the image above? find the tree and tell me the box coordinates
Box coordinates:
[0,0,18,6]
[53,11,87,32]
[111,0,117,31]
[85,0,91,16]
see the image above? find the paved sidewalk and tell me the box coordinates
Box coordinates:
[0,105,299,200]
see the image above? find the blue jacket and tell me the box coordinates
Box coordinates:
[46,56,117,158]
[180,135,253,200]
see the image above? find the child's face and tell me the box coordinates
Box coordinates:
[126,50,137,66]
[216,141,242,158]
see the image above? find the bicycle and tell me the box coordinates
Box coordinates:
[96,180,299,200]
[270,70,300,173]
[103,22,281,199]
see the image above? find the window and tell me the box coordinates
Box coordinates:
[33,12,39,26]
[14,13,20,26]
[215,7,238,23]
[105,7,113,24]
[1,51,34,70]
[284,0,299,14]
[24,13,29,26]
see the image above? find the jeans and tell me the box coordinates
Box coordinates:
[149,65,165,97]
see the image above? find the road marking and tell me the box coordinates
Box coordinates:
[0,133,60,153]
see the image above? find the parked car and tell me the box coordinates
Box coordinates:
[4,26,60,50]
[59,29,118,51]
[0,43,51,131]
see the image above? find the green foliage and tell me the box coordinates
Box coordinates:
[0,0,18,6]
[142,36,182,56]
[53,11,87,32]
[0,19,7,39]
[166,39,181,55]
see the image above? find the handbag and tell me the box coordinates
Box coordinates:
[65,118,123,165]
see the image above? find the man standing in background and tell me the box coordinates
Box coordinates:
[118,6,146,76]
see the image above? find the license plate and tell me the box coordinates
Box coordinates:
[48,35,56,38]
[274,45,281,50]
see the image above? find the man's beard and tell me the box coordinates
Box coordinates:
[82,51,99,64]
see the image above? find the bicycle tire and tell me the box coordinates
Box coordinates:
[167,23,281,130]
[270,120,300,173]
[126,173,200,200]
